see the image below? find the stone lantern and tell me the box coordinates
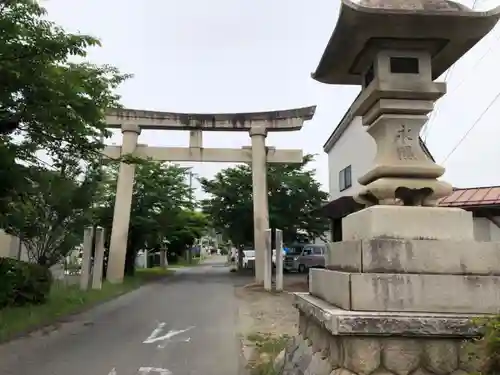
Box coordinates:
[313,0,499,207]
[278,2,500,374]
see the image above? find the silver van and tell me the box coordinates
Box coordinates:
[283,244,326,273]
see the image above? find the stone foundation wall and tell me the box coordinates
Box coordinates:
[274,312,479,375]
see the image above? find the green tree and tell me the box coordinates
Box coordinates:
[0,162,102,267]
[0,0,130,256]
[95,160,209,275]
[160,210,209,260]
[0,0,129,202]
[199,155,329,247]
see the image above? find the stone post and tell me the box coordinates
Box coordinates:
[250,125,269,283]
[214,234,219,255]
[92,227,105,290]
[107,124,141,283]
[275,229,284,292]
[80,226,94,291]
[160,249,166,268]
[264,229,272,291]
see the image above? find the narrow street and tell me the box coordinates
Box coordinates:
[0,256,247,375]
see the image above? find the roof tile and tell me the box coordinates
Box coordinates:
[438,186,500,207]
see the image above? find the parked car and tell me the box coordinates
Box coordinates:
[242,250,256,268]
[283,244,326,273]
[240,249,285,269]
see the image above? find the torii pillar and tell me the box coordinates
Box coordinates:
[106,124,141,283]
[250,125,270,283]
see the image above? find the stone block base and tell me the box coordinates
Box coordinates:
[310,268,500,314]
[326,239,500,275]
[274,293,483,375]
[319,237,500,314]
[343,206,474,241]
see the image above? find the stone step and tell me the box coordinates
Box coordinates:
[310,268,500,314]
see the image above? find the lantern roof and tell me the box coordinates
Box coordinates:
[312,0,500,85]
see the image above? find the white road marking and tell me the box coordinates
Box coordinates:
[108,369,117,375]
[143,323,195,346]
[157,335,191,349]
[138,367,172,374]
[144,322,166,342]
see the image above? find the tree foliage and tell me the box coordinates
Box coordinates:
[1,163,102,267]
[0,0,129,200]
[95,160,209,275]
[199,155,329,246]
[0,0,131,265]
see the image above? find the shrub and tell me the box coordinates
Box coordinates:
[0,258,53,308]
[466,315,500,374]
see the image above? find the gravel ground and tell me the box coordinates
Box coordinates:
[235,273,308,370]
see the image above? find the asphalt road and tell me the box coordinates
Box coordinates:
[0,256,247,375]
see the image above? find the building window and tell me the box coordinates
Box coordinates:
[339,165,352,192]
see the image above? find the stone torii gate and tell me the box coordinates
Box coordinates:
[103,106,316,283]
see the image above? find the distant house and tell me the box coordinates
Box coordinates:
[320,99,500,242]
[0,230,29,261]
[439,186,500,241]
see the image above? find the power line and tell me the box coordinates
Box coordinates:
[423,31,500,140]
[441,89,500,164]
[438,0,500,163]
[449,33,500,92]
[422,0,484,141]
[421,68,453,140]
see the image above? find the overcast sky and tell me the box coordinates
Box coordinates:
[42,0,500,197]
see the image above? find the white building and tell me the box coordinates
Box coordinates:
[0,230,80,279]
[322,99,500,242]
[0,230,29,261]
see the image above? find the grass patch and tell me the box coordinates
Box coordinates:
[251,361,276,375]
[0,267,173,343]
[247,332,289,375]
[247,332,289,354]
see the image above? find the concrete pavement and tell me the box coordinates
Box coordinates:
[0,256,246,375]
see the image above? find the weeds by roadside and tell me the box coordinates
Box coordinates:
[246,332,289,375]
[466,314,500,374]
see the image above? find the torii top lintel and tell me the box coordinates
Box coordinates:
[106,106,316,132]
[312,0,500,85]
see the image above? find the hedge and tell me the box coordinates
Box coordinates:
[0,258,52,308]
